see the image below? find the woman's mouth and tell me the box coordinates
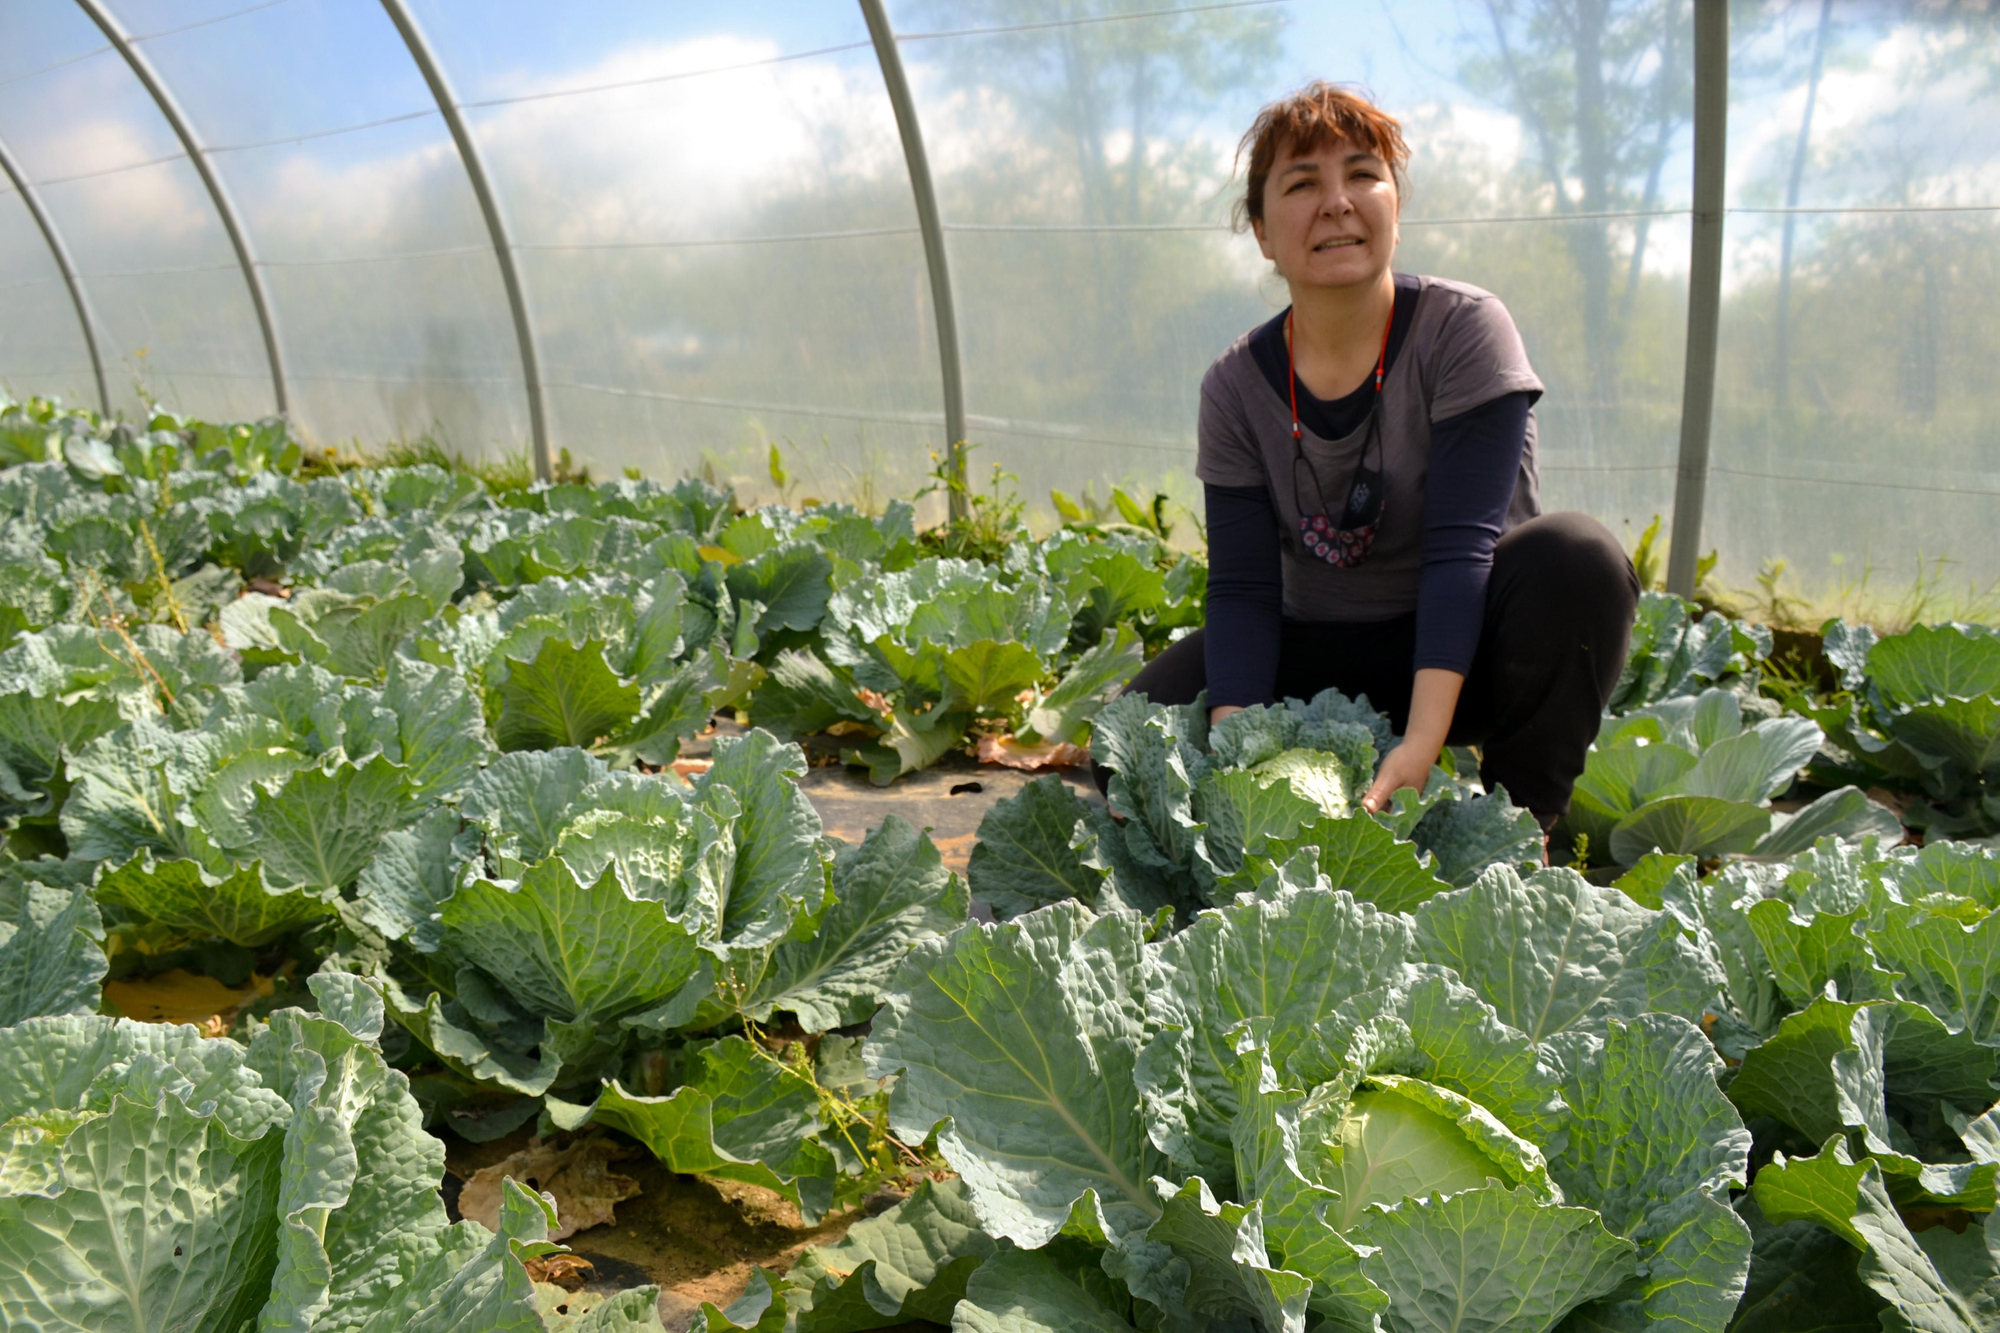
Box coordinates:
[1313,237,1365,252]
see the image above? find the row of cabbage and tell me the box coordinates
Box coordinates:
[721,822,2000,1331]
[693,632,2000,1330]
[0,394,1203,787]
[0,394,1170,1329]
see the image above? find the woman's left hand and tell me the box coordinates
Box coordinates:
[1362,741,1438,814]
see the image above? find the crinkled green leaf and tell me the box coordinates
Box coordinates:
[725,542,833,639]
[460,748,609,864]
[1023,627,1142,746]
[1868,624,2000,710]
[1745,898,1899,1010]
[0,1093,284,1333]
[354,807,478,953]
[374,654,492,799]
[1142,1176,1311,1333]
[867,903,1162,1246]
[1754,1138,2000,1333]
[373,973,562,1098]
[1727,1191,1885,1333]
[782,1176,996,1330]
[694,730,828,949]
[1089,690,1210,899]
[1867,902,2000,1045]
[1141,883,1415,1184]
[60,717,221,864]
[953,1243,1142,1332]
[95,850,332,948]
[1244,812,1452,913]
[1193,760,1336,889]
[1543,1015,1752,1333]
[1412,865,1723,1040]
[440,857,703,1028]
[1412,785,1546,887]
[494,637,641,752]
[1729,998,2000,1209]
[967,775,1107,919]
[247,987,462,1333]
[551,1035,835,1222]
[1347,1182,1637,1333]
[942,640,1044,714]
[352,1179,558,1333]
[0,884,105,1025]
[1293,969,1571,1150]
[249,754,416,894]
[746,649,874,740]
[739,815,967,1031]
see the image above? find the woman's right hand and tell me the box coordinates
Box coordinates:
[1210,705,1245,725]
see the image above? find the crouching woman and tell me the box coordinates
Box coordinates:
[1127,82,1639,831]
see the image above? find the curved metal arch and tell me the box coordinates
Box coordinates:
[72,0,288,416]
[0,132,110,414]
[377,0,551,482]
[861,0,967,524]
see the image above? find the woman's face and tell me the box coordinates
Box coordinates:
[1253,134,1400,291]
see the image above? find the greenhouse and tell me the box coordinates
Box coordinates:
[4,2,2000,1331]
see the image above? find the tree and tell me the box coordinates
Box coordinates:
[1458,0,1695,440]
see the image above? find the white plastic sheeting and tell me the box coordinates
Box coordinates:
[0,1,1993,596]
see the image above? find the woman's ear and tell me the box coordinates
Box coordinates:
[1251,214,1275,265]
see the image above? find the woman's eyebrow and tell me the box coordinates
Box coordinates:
[1277,160,1321,178]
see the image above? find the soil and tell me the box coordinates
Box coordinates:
[796,749,1104,878]
[447,1128,929,1331]
[683,716,1105,880]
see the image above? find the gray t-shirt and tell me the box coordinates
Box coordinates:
[1196,274,1544,622]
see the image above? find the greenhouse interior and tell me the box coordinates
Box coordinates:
[5,1,2000,1330]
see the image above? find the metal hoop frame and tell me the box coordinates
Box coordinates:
[376,0,552,483]
[73,0,289,417]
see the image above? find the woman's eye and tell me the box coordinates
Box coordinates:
[1287,180,1311,193]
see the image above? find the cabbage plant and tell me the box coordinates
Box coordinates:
[0,972,661,1332]
[1565,687,1900,866]
[349,736,967,1219]
[1806,620,2000,837]
[1610,590,1771,713]
[751,556,1143,783]
[856,863,1741,1333]
[966,688,1543,924]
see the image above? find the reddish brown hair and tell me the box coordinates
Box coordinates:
[1234,82,1409,231]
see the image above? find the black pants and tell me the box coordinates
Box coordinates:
[1118,511,1639,820]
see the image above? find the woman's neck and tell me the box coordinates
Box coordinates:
[1287,269,1396,359]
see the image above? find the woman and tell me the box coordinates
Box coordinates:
[1124,82,1639,831]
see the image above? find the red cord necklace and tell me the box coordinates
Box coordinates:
[1286,301,1394,443]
